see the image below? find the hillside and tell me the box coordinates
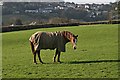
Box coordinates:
[2,2,119,26]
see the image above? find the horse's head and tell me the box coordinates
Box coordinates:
[71,35,78,50]
[63,31,78,50]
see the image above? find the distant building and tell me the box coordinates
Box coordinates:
[25,10,39,13]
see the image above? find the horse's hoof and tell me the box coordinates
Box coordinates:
[58,61,62,64]
[40,62,44,64]
[53,62,56,64]
[57,61,62,63]
[54,61,61,64]
[34,62,37,64]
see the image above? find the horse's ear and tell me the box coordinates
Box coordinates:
[76,35,78,38]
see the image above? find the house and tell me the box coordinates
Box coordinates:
[25,9,39,13]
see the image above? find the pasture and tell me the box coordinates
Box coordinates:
[2,24,119,78]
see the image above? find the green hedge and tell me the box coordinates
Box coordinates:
[1,20,120,32]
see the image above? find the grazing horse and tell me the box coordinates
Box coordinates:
[29,31,78,64]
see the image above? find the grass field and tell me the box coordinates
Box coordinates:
[2,24,119,78]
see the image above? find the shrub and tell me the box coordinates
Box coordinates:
[15,19,23,25]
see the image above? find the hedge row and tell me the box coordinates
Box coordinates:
[1,23,79,32]
[79,20,120,25]
[1,20,120,32]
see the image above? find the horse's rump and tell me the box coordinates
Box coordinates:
[29,31,66,52]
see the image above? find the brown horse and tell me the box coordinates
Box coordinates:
[29,31,78,64]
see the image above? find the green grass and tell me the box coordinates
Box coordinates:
[2,24,119,78]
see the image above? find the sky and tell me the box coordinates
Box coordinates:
[64,0,117,4]
[0,0,118,4]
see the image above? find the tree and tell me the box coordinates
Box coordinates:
[48,17,70,24]
[15,19,23,25]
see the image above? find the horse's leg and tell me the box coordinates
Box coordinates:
[57,51,61,63]
[30,41,37,64]
[37,50,43,64]
[33,51,37,64]
[53,49,58,62]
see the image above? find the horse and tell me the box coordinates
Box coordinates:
[29,31,78,64]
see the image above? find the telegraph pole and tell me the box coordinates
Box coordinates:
[108,11,112,24]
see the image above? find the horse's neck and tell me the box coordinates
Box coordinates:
[60,31,70,43]
[64,36,70,44]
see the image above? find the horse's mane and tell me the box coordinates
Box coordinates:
[61,31,74,41]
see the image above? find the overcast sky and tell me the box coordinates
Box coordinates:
[0,0,118,3]
[64,0,117,4]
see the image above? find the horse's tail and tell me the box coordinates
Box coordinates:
[30,41,35,54]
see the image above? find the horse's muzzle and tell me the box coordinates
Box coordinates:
[73,46,76,50]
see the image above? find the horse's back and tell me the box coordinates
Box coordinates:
[29,31,66,52]
[39,32,58,49]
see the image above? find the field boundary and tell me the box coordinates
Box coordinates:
[1,20,120,32]
[1,23,79,32]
